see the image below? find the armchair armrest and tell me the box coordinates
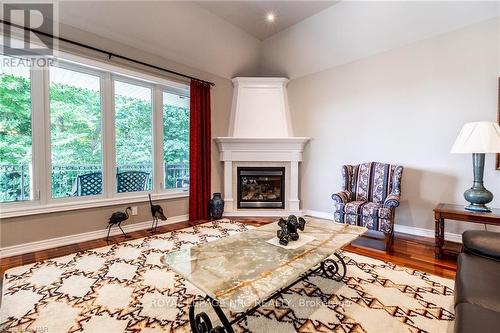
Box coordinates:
[383,193,400,208]
[463,230,500,261]
[331,190,352,204]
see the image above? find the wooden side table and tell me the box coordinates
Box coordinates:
[434,203,500,258]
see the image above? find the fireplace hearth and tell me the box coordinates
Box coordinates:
[237,167,285,209]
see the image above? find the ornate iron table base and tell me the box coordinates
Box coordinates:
[188,252,347,333]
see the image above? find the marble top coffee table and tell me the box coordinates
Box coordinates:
[161,217,366,333]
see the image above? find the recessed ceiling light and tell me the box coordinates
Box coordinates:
[266,12,275,23]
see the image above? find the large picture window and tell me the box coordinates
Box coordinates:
[49,65,103,198]
[163,91,189,190]
[114,80,153,193]
[0,55,32,203]
[1,52,190,216]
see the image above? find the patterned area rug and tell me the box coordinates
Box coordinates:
[0,219,455,333]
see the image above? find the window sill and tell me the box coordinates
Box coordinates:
[0,191,189,219]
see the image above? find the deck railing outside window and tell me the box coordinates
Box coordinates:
[0,163,189,202]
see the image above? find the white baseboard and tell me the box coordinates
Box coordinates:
[394,224,462,243]
[305,209,462,243]
[223,210,304,217]
[305,210,334,221]
[0,214,189,259]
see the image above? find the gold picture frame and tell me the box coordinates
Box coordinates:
[497,77,500,170]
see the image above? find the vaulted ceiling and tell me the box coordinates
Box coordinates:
[52,1,499,80]
[196,1,336,40]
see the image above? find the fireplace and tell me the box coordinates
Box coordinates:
[237,167,285,209]
[216,77,309,216]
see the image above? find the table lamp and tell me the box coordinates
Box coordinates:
[451,121,500,212]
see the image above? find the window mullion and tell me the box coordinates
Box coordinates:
[153,86,164,193]
[30,63,50,205]
[102,73,116,198]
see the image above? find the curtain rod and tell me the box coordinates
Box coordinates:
[0,20,216,87]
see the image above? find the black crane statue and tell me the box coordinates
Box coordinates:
[107,206,131,241]
[149,194,167,233]
[277,215,307,246]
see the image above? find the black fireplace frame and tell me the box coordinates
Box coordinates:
[237,167,285,209]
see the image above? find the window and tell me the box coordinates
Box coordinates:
[0,55,32,202]
[114,80,153,193]
[163,91,189,190]
[0,51,190,216]
[49,65,103,198]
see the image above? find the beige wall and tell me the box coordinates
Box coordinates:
[287,19,500,234]
[1,198,188,248]
[260,1,498,79]
[1,23,234,248]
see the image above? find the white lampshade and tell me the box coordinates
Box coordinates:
[451,121,500,153]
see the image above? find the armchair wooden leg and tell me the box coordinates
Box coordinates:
[384,229,394,253]
[384,211,396,252]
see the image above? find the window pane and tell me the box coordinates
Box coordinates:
[49,66,102,198]
[115,80,152,193]
[0,55,32,202]
[163,91,189,190]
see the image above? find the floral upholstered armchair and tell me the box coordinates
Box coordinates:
[331,162,403,251]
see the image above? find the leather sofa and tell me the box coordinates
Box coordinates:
[454,230,500,333]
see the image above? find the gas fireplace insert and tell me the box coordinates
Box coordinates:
[237,167,285,209]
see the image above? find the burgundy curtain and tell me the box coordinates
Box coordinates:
[189,80,211,222]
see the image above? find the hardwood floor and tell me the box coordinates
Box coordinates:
[345,232,458,279]
[0,218,457,279]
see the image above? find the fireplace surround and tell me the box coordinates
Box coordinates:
[237,167,285,209]
[215,137,308,216]
[215,77,310,217]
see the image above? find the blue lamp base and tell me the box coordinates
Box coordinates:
[464,153,493,213]
[464,203,492,212]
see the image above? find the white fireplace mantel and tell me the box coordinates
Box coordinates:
[216,77,310,217]
[215,137,310,216]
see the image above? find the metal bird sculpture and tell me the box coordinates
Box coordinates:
[107,206,131,241]
[149,194,167,233]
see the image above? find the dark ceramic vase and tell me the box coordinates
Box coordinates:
[209,193,224,219]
